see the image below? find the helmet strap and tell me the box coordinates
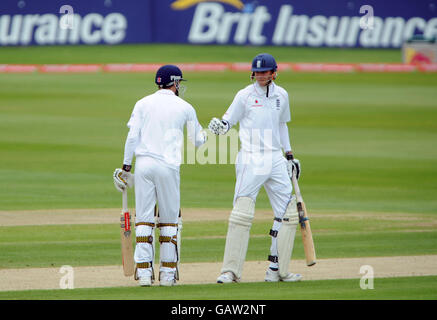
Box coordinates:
[250,71,276,96]
[174,80,180,96]
[266,71,278,97]
[174,80,186,98]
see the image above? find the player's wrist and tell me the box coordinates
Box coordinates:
[221,119,230,133]
[122,164,132,172]
[285,151,294,160]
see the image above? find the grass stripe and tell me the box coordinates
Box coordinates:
[1,221,436,267]
[0,276,436,300]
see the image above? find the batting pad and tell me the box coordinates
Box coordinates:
[159,225,178,271]
[134,224,155,279]
[177,216,182,279]
[221,197,255,279]
[277,196,299,278]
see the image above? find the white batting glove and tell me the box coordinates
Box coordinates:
[208,117,230,135]
[286,158,301,180]
[113,168,135,192]
[294,159,301,180]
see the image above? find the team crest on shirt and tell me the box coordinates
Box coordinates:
[251,98,263,107]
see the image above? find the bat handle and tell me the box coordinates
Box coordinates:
[122,188,128,212]
[291,172,303,203]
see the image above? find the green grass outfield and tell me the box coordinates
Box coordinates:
[1,214,436,268]
[1,276,436,300]
[1,68,436,212]
[0,44,401,64]
[0,44,436,300]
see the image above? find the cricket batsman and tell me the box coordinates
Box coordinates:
[113,65,207,286]
[208,53,302,283]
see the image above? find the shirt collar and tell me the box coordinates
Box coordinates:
[156,89,175,95]
[253,81,276,97]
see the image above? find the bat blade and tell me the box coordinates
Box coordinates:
[121,189,135,276]
[296,200,316,266]
[292,174,316,267]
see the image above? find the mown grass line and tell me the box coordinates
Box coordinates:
[1,276,436,300]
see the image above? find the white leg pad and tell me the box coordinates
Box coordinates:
[277,196,299,279]
[177,215,182,279]
[221,197,255,280]
[134,224,155,280]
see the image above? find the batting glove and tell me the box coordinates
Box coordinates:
[285,153,301,180]
[113,168,135,192]
[208,117,230,135]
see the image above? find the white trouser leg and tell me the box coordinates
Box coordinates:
[134,156,181,280]
[232,151,269,204]
[134,158,157,279]
[144,157,180,280]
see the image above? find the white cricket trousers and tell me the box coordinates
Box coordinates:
[233,150,293,269]
[234,150,292,213]
[134,156,180,278]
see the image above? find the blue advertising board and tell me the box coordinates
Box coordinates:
[0,0,152,45]
[0,0,436,47]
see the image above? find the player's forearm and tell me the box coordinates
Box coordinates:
[222,114,235,128]
[188,120,207,147]
[279,122,292,153]
[194,129,207,147]
[123,131,139,166]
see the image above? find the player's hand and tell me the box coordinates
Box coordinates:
[113,168,135,192]
[208,117,230,135]
[286,157,301,180]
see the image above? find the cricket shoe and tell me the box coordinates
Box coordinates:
[139,276,153,287]
[265,268,302,282]
[160,272,176,287]
[217,272,239,284]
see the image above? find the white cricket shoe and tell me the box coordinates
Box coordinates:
[265,268,302,282]
[264,268,280,282]
[217,272,239,284]
[281,273,303,282]
[139,276,152,287]
[160,272,176,287]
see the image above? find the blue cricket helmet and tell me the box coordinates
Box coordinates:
[251,53,277,72]
[155,64,186,88]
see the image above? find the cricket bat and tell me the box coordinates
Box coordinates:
[120,188,135,276]
[291,173,316,266]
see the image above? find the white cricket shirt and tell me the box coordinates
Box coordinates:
[222,81,291,153]
[123,89,205,169]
